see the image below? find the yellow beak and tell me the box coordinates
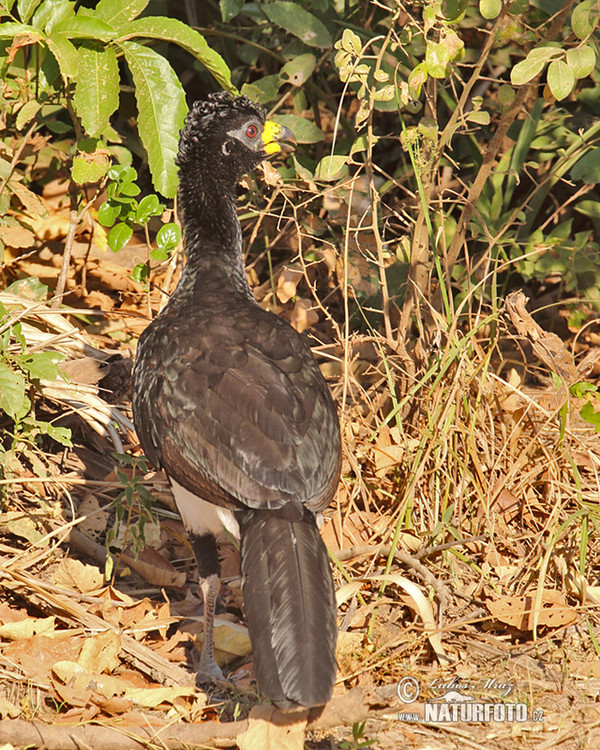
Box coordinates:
[262,120,296,154]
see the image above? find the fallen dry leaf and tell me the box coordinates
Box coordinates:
[486,589,578,631]
[52,558,104,593]
[237,704,308,750]
[78,630,121,674]
[277,266,304,304]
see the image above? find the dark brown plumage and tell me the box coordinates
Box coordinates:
[132,92,340,708]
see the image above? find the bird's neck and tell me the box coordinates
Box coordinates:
[178,175,252,298]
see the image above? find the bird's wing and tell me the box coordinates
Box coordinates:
[134,311,340,512]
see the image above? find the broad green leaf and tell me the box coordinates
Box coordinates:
[94,0,148,28]
[52,15,116,40]
[31,0,74,32]
[510,47,560,85]
[571,0,597,40]
[337,28,361,55]
[497,84,515,107]
[425,41,451,78]
[280,53,316,86]
[0,362,27,419]
[570,147,600,183]
[442,0,468,21]
[118,17,233,91]
[19,351,60,380]
[97,201,120,226]
[574,200,600,220]
[71,153,111,184]
[73,43,119,136]
[479,0,501,19]
[108,164,137,184]
[17,0,41,22]
[263,1,331,48]
[315,155,348,181]
[108,222,133,252]
[566,46,596,79]
[547,58,575,100]
[508,0,529,12]
[241,74,281,103]
[34,420,72,446]
[15,99,41,129]
[156,222,181,253]
[45,33,78,78]
[220,0,244,22]
[136,194,163,223]
[273,114,324,144]
[467,110,490,125]
[120,40,187,197]
[0,21,37,37]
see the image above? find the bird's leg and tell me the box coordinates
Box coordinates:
[198,572,226,681]
[191,533,226,683]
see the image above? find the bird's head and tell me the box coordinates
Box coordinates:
[177,92,295,182]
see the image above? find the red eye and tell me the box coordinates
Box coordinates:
[246,124,258,138]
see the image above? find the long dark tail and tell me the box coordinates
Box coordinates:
[239,504,337,709]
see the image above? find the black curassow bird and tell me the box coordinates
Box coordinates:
[132,92,341,709]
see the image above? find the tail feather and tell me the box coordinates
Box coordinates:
[240,505,337,709]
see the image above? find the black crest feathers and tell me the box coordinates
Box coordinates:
[177,92,266,167]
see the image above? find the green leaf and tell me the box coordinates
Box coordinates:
[19,351,60,380]
[479,0,501,19]
[273,114,324,144]
[97,200,120,226]
[45,33,78,78]
[0,21,37,38]
[15,99,41,129]
[315,155,348,181]
[31,0,75,33]
[574,200,600,220]
[220,0,244,22]
[571,0,597,40]
[71,152,110,184]
[108,222,133,252]
[580,401,600,432]
[132,262,148,284]
[155,222,181,253]
[17,0,42,22]
[547,58,575,100]
[108,164,137,184]
[570,148,600,183]
[52,14,116,40]
[0,362,28,420]
[33,420,73,446]
[497,83,515,108]
[425,41,451,78]
[136,194,163,223]
[442,0,468,21]
[73,43,119,137]
[566,46,596,79]
[510,47,560,85]
[118,17,233,92]
[120,41,187,198]
[263,1,331,48]
[94,0,148,28]
[337,28,361,55]
[467,110,490,125]
[240,74,281,104]
[280,53,316,87]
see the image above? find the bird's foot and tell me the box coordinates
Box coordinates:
[197,652,228,687]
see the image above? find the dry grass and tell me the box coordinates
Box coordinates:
[1,169,600,750]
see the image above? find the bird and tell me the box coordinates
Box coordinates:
[131,91,341,710]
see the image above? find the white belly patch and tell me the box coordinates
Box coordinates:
[170,479,240,539]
